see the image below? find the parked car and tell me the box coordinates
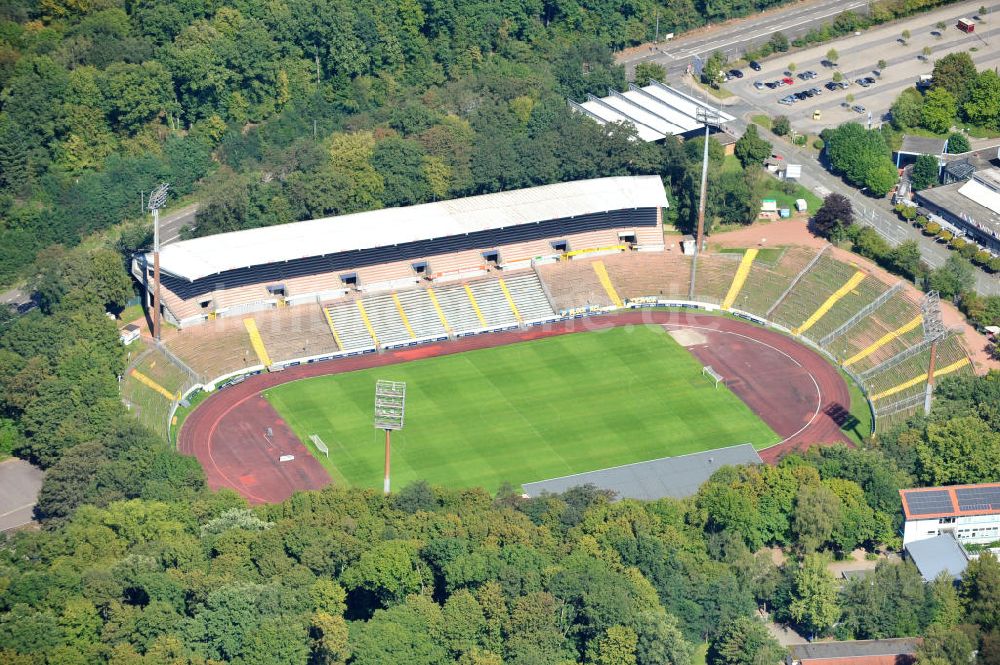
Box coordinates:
[765,81,778,89]
[839,81,850,89]
[728,69,744,79]
[809,87,822,95]
[856,78,870,87]
[798,70,817,80]
[749,60,762,71]
[779,97,793,105]
[825,81,839,91]
[863,76,876,85]
[796,91,809,100]
[754,80,766,90]
[781,76,794,85]
[852,104,866,114]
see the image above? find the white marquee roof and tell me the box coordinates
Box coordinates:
[150,176,668,282]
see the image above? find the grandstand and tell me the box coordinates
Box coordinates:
[769,254,867,332]
[693,253,743,304]
[134,176,668,328]
[121,343,198,437]
[827,291,926,373]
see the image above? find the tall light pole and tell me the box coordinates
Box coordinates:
[694,107,722,255]
[148,183,169,341]
[920,291,946,415]
[374,380,406,495]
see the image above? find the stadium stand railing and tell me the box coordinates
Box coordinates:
[121,342,201,439]
[797,273,891,344]
[826,291,925,373]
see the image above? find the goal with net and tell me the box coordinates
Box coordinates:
[309,434,329,458]
[702,365,725,389]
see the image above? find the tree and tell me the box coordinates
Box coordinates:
[791,484,842,552]
[789,554,840,638]
[932,52,977,100]
[901,29,911,42]
[772,116,791,136]
[927,255,976,301]
[707,616,784,665]
[593,625,638,665]
[921,87,957,133]
[634,62,666,86]
[963,70,1000,130]
[917,624,978,665]
[911,154,940,191]
[961,552,1000,632]
[917,415,1000,484]
[788,62,797,73]
[770,32,789,52]
[946,132,971,154]
[702,51,727,87]
[734,125,771,168]
[826,48,839,64]
[891,89,924,129]
[813,193,854,238]
[832,71,844,83]
[922,46,933,58]
[877,59,887,72]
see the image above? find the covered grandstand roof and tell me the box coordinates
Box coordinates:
[150,176,668,282]
[570,81,736,142]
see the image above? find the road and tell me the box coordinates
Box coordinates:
[158,202,199,245]
[620,0,871,76]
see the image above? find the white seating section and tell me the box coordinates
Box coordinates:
[323,272,556,353]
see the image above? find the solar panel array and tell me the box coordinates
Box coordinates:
[956,486,1000,512]
[904,489,953,516]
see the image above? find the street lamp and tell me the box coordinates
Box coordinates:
[148,183,169,341]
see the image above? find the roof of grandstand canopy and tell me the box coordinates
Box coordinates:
[570,81,735,142]
[149,176,669,282]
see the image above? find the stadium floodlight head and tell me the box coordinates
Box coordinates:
[149,182,169,342]
[148,182,169,211]
[374,380,406,495]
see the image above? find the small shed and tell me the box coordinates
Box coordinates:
[795,198,808,212]
[119,323,141,346]
[680,235,697,256]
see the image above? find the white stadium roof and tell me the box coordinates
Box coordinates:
[151,176,669,282]
[571,81,735,142]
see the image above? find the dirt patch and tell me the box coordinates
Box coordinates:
[667,327,708,347]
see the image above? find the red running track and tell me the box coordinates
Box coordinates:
[178,311,853,503]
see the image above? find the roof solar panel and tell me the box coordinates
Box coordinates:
[905,490,953,515]
[956,487,1000,512]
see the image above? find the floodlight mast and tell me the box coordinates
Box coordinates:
[374,380,406,495]
[694,107,722,256]
[148,183,169,341]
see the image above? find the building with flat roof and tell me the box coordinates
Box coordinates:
[569,81,735,143]
[900,482,1000,546]
[904,533,969,581]
[787,638,921,665]
[133,176,668,326]
[895,135,948,167]
[522,443,762,501]
[915,167,1000,254]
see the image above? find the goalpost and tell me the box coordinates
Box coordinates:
[309,434,329,458]
[702,365,725,389]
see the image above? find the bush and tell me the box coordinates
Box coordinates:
[772,116,791,136]
[937,230,953,242]
[960,242,979,260]
[794,134,807,146]
[973,250,992,265]
[949,237,967,250]
[925,221,941,235]
[989,257,1000,273]
[915,215,928,228]
[813,138,825,150]
[947,132,971,153]
[900,205,917,221]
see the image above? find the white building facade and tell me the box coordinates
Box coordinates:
[900,483,1000,546]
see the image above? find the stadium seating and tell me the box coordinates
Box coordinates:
[468,281,518,328]
[826,291,925,373]
[729,246,820,317]
[357,294,414,347]
[537,259,615,311]
[434,284,489,332]
[601,252,692,301]
[504,273,557,322]
[693,253,742,304]
[165,317,260,381]
[325,300,377,350]
[396,289,449,338]
[769,254,863,331]
[797,273,892,344]
[252,304,340,363]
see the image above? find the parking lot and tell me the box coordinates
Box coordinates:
[722,0,1000,134]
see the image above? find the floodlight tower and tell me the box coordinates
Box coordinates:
[694,107,723,255]
[148,183,169,341]
[374,380,406,495]
[920,291,946,415]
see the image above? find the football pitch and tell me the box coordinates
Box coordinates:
[264,325,780,492]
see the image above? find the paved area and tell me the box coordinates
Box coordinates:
[158,202,200,245]
[620,0,871,78]
[726,1,1000,133]
[0,458,44,531]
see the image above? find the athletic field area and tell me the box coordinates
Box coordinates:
[264,325,780,492]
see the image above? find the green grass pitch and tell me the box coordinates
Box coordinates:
[264,325,780,492]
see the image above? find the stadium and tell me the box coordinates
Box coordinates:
[125,176,977,504]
